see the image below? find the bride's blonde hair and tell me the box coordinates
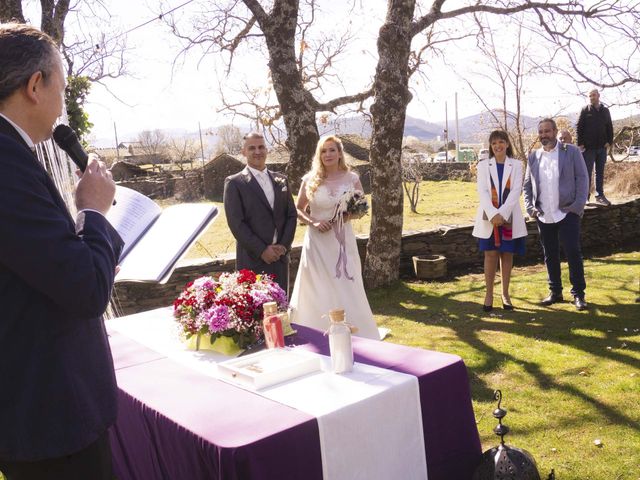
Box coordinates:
[306,135,349,199]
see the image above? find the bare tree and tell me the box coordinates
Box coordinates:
[2,1,128,139]
[166,0,372,186]
[215,124,243,155]
[137,129,168,171]
[401,152,428,214]
[462,20,537,161]
[168,136,199,175]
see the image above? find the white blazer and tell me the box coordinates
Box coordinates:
[472,157,527,240]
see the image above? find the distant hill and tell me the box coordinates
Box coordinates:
[96,109,634,149]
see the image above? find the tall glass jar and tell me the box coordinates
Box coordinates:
[328,309,353,373]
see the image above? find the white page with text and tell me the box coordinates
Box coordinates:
[106,186,162,259]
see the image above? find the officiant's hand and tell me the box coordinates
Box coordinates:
[261,245,282,264]
[75,156,116,215]
[312,220,332,233]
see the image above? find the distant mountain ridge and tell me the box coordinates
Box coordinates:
[92,109,594,148]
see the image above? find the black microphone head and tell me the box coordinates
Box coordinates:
[52,124,77,148]
[52,124,88,171]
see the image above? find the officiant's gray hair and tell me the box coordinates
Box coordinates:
[0,23,59,104]
[306,135,349,199]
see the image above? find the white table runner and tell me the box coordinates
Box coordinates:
[108,308,428,480]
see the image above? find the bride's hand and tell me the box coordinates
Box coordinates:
[312,220,332,233]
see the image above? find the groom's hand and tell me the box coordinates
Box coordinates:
[273,244,287,256]
[261,245,282,264]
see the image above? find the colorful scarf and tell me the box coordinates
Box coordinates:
[489,166,512,246]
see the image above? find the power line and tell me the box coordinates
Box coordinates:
[76,0,196,56]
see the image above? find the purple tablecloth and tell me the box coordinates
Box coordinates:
[108,324,481,479]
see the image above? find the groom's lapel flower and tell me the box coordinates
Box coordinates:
[274,176,288,192]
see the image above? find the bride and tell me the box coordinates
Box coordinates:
[289,135,380,340]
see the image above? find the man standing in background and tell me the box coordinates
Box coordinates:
[558,129,573,145]
[0,23,122,479]
[576,88,613,206]
[524,118,589,311]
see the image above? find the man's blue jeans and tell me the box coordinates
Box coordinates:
[537,213,586,298]
[582,147,606,197]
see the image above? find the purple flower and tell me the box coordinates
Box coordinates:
[203,304,231,333]
[267,282,288,307]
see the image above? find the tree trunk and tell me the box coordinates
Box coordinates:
[259,0,318,190]
[39,0,70,45]
[0,0,24,22]
[364,0,415,289]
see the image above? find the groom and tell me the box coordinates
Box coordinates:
[223,132,297,295]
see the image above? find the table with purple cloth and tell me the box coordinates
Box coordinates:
[107,319,481,480]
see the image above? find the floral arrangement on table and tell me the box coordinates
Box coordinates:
[173,269,288,354]
[330,187,369,224]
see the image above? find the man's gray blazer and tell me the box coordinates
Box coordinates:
[523,143,589,219]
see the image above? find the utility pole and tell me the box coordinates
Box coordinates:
[444,101,449,162]
[198,122,206,196]
[455,92,460,163]
[113,121,120,161]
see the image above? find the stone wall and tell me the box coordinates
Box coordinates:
[113,198,640,315]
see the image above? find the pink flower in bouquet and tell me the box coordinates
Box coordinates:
[173,270,288,349]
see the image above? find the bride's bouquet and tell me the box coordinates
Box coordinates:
[329,187,368,280]
[330,188,369,224]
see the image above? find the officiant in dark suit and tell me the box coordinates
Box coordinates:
[224,132,297,295]
[0,23,123,480]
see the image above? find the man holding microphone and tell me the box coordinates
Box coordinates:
[0,23,122,479]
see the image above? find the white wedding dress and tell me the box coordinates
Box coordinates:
[289,172,380,340]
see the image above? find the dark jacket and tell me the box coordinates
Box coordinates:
[223,166,297,293]
[576,103,613,150]
[0,117,124,461]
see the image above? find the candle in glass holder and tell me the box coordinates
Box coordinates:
[262,301,285,348]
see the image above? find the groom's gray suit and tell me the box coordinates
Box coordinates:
[224,166,297,294]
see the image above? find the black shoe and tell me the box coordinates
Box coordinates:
[595,195,611,206]
[502,302,514,311]
[541,292,563,306]
[482,304,493,312]
[574,296,587,311]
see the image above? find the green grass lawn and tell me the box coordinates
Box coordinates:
[368,251,640,479]
[174,180,480,259]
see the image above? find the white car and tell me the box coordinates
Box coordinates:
[478,148,490,161]
[628,145,640,156]
[433,151,448,163]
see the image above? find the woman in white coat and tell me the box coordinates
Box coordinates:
[472,130,527,311]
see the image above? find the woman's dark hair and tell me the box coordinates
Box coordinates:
[488,130,513,158]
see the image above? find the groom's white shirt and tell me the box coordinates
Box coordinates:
[247,165,277,242]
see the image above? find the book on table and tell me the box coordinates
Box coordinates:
[106,185,218,283]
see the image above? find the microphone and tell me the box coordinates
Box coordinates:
[52,124,89,172]
[52,124,116,205]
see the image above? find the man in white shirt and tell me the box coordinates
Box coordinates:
[524,118,589,311]
[223,133,297,294]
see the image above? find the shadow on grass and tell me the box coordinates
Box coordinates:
[369,261,640,433]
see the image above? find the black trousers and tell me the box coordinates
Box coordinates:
[537,213,586,298]
[0,431,112,480]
